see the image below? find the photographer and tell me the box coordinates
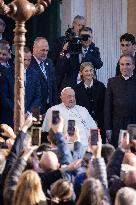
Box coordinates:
[53,24,103,94]
[52,15,86,66]
[52,15,86,94]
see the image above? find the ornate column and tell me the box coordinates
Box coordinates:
[60,0,72,35]
[0,0,51,133]
[85,0,91,27]
[128,0,136,36]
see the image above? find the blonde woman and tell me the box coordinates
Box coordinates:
[4,145,47,205]
[50,179,74,205]
[12,170,47,205]
[75,61,106,143]
[76,178,105,205]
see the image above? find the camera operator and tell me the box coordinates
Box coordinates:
[54,25,103,94]
[51,15,86,96]
[52,15,86,66]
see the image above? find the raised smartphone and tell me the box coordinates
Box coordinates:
[31,127,42,146]
[67,120,75,136]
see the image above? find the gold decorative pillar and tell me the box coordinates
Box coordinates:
[0,0,51,133]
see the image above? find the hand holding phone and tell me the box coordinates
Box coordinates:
[90,129,100,145]
[90,128,102,158]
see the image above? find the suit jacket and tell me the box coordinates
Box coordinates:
[75,80,105,129]
[29,56,57,114]
[116,53,136,76]
[104,75,136,147]
[0,64,13,127]
[0,67,41,127]
[0,64,7,85]
[82,42,103,71]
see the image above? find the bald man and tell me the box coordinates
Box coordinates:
[39,151,60,171]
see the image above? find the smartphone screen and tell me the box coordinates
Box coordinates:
[127,124,136,140]
[31,127,41,146]
[32,107,40,121]
[67,120,75,136]
[118,129,127,144]
[52,110,60,125]
[90,129,99,145]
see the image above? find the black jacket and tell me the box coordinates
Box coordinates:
[104,75,136,147]
[75,80,105,127]
[0,66,41,127]
[30,57,58,114]
[107,148,125,203]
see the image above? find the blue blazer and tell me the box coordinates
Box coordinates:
[29,56,57,114]
[0,66,41,127]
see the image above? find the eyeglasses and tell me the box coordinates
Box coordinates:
[121,43,132,47]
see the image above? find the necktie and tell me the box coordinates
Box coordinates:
[84,48,88,53]
[82,48,88,58]
[40,61,47,79]
[24,69,26,86]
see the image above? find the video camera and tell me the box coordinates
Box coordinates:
[65,28,90,55]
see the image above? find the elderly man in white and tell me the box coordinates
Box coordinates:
[42,87,97,148]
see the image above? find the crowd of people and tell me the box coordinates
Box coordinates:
[0,14,136,205]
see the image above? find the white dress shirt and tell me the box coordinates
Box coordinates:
[122,74,133,80]
[42,103,97,147]
[84,80,93,89]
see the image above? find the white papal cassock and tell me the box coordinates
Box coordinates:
[42,103,97,148]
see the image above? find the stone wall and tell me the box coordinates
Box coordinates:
[128,0,136,37]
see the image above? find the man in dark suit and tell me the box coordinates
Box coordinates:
[30,37,57,115]
[105,54,136,147]
[116,33,136,76]
[52,15,86,93]
[0,47,41,127]
[75,62,106,142]
[79,27,103,73]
